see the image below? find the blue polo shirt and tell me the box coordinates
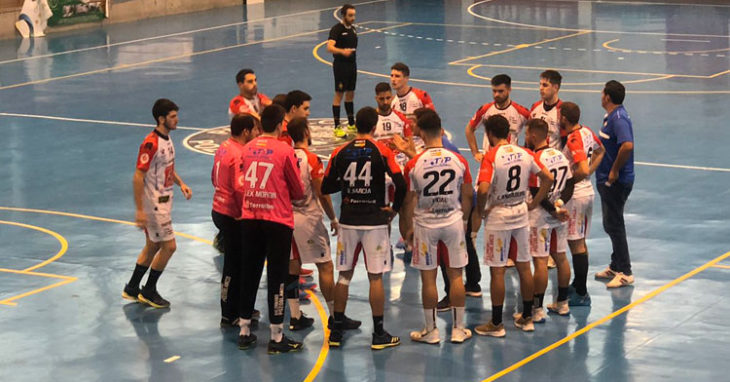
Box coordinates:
[596,105,634,184]
[441,135,460,154]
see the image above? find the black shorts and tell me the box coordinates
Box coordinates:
[333,61,357,92]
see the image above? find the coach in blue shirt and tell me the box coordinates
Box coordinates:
[595,80,635,288]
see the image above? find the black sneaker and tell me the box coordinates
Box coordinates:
[122,284,140,302]
[289,313,315,331]
[371,331,400,350]
[252,309,261,320]
[268,335,303,354]
[327,315,362,330]
[328,329,343,348]
[437,296,451,312]
[213,231,225,254]
[238,333,257,350]
[138,288,170,309]
[465,284,483,297]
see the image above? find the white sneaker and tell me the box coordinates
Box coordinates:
[546,300,570,316]
[547,256,556,269]
[512,313,535,332]
[450,327,472,343]
[410,327,440,344]
[531,307,547,323]
[506,258,515,267]
[606,272,635,288]
[595,267,617,280]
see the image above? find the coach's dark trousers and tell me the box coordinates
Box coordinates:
[442,206,481,296]
[212,210,243,322]
[597,182,633,276]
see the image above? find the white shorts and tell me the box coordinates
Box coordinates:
[411,219,467,270]
[529,223,567,258]
[336,225,391,274]
[145,213,174,243]
[483,225,530,267]
[291,214,331,264]
[567,195,593,241]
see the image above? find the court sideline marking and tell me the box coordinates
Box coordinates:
[0,112,206,131]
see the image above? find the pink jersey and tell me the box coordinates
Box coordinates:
[391,87,435,116]
[237,136,304,228]
[530,100,564,149]
[294,147,325,217]
[228,93,271,117]
[468,101,530,152]
[563,125,603,198]
[136,130,175,215]
[375,109,412,167]
[405,148,472,228]
[212,138,245,218]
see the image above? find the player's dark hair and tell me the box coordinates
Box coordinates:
[413,107,431,120]
[603,80,626,105]
[272,93,287,108]
[526,118,549,140]
[284,90,311,113]
[391,62,410,77]
[340,4,355,16]
[484,114,510,139]
[230,113,257,137]
[560,102,581,125]
[540,70,562,88]
[491,74,511,87]
[355,107,378,134]
[235,68,255,84]
[260,104,286,133]
[375,82,391,94]
[416,109,441,137]
[287,117,309,143]
[152,98,178,123]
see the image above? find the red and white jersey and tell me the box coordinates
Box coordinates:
[212,138,245,219]
[237,136,304,229]
[405,148,472,228]
[136,130,175,215]
[375,109,412,167]
[228,93,271,117]
[529,147,573,205]
[563,125,603,198]
[391,87,435,116]
[279,119,293,146]
[467,101,530,152]
[294,147,325,218]
[530,100,563,149]
[478,143,545,229]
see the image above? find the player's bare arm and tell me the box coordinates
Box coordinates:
[173,170,193,200]
[588,145,606,176]
[465,124,483,162]
[133,169,147,229]
[527,168,554,210]
[312,177,339,235]
[327,40,353,57]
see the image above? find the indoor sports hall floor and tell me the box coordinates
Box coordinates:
[1,0,729,381]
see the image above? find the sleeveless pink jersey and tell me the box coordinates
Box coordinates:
[212,138,245,218]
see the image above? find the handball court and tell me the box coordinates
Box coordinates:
[1,0,729,381]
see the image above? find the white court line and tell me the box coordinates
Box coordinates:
[535,0,730,7]
[0,112,205,131]
[662,38,711,43]
[0,0,389,66]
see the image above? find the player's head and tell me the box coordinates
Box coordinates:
[416,109,441,140]
[236,69,257,97]
[341,4,356,25]
[287,117,311,146]
[484,114,510,146]
[285,90,311,119]
[355,106,378,135]
[374,82,393,113]
[260,104,286,135]
[524,118,549,149]
[272,93,287,108]
[602,80,625,109]
[491,74,512,105]
[559,101,581,130]
[390,62,410,91]
[411,107,432,136]
[539,70,562,102]
[231,113,261,143]
[152,98,179,130]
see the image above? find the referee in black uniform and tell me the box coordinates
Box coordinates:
[328,4,358,137]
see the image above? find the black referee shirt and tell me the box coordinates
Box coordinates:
[328,23,358,63]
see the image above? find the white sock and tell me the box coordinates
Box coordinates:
[453,306,465,329]
[424,308,436,331]
[270,323,284,342]
[239,318,251,336]
[288,298,301,319]
[326,300,335,318]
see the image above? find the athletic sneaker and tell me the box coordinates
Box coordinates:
[410,327,440,344]
[237,333,257,350]
[327,315,362,330]
[333,126,347,138]
[371,331,400,350]
[138,288,170,309]
[289,313,315,331]
[268,335,303,354]
[531,307,546,324]
[606,272,635,288]
[395,237,407,250]
[450,327,472,343]
[506,258,515,267]
[328,329,343,348]
[513,313,535,332]
[474,321,506,337]
[346,124,357,133]
[567,286,591,306]
[547,300,570,316]
[122,284,140,302]
[403,248,412,265]
[595,267,617,280]
[437,296,451,312]
[465,284,482,297]
[547,256,556,269]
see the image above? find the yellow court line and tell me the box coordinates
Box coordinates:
[449,30,591,66]
[0,268,75,280]
[603,38,730,55]
[461,63,722,79]
[711,264,730,270]
[164,355,181,363]
[0,220,69,272]
[0,277,78,306]
[466,64,675,86]
[302,289,331,382]
[481,250,730,382]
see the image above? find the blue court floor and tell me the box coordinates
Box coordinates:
[1,0,730,381]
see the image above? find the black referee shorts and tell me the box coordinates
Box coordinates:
[333,61,357,92]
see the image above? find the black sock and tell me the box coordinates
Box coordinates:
[332,105,341,127]
[373,315,384,335]
[285,274,299,299]
[128,263,149,288]
[558,287,569,302]
[534,293,545,308]
[572,252,589,296]
[344,102,355,125]
[522,300,533,319]
[145,269,162,291]
[492,305,503,326]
